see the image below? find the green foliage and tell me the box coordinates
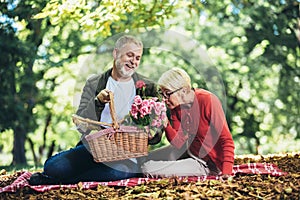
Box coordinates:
[33,0,176,39]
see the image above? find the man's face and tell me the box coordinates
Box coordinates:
[114,43,143,78]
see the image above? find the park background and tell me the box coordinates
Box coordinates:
[0,0,299,168]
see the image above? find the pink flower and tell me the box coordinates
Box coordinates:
[130,104,139,119]
[129,94,167,129]
[151,119,162,127]
[153,102,164,115]
[151,97,158,101]
[141,99,150,108]
[149,99,156,108]
[136,80,146,89]
[151,119,158,127]
[134,95,143,105]
[160,111,167,121]
[140,104,150,116]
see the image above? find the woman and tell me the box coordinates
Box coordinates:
[142,67,235,178]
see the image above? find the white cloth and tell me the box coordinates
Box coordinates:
[100,76,135,124]
[141,158,210,178]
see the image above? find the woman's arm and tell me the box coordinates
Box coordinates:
[164,110,189,149]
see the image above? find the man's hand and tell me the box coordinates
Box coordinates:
[97,89,111,103]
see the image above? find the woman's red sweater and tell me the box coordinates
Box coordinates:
[165,89,235,175]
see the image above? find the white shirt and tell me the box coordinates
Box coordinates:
[100,76,136,124]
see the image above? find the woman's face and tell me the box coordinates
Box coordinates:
[160,88,183,109]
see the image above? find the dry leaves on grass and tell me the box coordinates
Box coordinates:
[0,152,299,199]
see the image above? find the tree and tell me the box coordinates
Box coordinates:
[0,0,48,164]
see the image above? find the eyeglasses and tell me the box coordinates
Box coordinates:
[159,87,183,99]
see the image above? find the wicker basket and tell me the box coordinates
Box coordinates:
[72,92,148,162]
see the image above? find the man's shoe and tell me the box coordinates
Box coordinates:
[29,172,58,185]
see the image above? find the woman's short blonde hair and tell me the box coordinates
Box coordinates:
[158,67,191,91]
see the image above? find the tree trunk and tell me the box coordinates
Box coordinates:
[12,127,27,165]
[10,23,43,166]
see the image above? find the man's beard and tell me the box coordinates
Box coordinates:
[115,59,135,78]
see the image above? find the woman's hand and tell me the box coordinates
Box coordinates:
[163,116,169,128]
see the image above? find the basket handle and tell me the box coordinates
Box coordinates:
[108,91,120,130]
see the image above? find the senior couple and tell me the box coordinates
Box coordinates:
[29,35,235,185]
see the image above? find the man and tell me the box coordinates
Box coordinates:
[29,35,160,185]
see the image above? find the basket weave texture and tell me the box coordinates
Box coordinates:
[73,92,148,162]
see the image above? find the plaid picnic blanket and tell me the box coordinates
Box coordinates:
[0,163,287,193]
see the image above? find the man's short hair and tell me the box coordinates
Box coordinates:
[115,35,143,49]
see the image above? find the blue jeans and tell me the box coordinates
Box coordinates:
[43,143,140,184]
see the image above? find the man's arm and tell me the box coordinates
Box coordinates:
[76,74,105,121]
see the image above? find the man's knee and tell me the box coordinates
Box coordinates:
[44,155,72,178]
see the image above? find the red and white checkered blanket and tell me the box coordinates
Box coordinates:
[0,163,287,193]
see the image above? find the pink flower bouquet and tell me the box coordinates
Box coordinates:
[130,95,167,129]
